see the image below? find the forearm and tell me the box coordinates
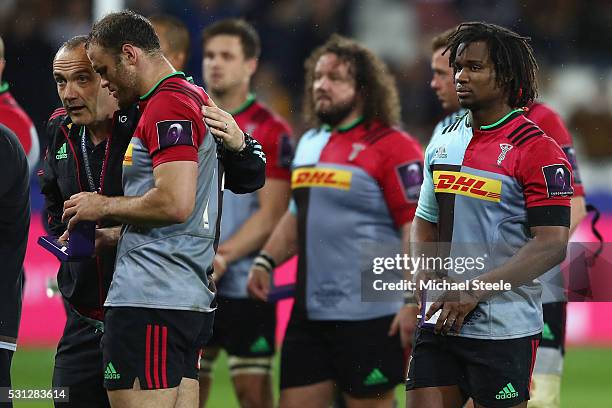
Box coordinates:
[410,216,439,281]
[261,210,298,265]
[474,233,569,299]
[221,209,277,263]
[102,188,192,227]
[569,196,587,236]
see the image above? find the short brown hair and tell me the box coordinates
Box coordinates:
[201,19,260,59]
[149,14,190,57]
[431,27,457,52]
[303,34,400,128]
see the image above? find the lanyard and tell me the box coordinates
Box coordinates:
[80,126,110,193]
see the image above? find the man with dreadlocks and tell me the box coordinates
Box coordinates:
[407,22,573,408]
[426,26,588,408]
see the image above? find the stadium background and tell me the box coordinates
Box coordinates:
[2,0,611,406]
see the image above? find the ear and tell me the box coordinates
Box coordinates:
[121,44,139,65]
[246,58,258,77]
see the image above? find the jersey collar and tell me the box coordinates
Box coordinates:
[0,82,9,95]
[478,108,524,131]
[139,71,186,101]
[322,115,364,133]
[229,93,256,115]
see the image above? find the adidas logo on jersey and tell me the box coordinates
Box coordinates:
[433,145,447,159]
[56,143,68,160]
[495,382,518,400]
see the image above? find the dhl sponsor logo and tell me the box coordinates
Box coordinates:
[123,143,133,166]
[433,171,501,202]
[292,167,352,190]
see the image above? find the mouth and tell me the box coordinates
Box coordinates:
[66,106,85,114]
[456,89,472,98]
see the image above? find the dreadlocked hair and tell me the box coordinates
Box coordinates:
[444,22,538,108]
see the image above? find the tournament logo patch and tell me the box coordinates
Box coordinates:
[562,146,581,184]
[542,164,573,197]
[156,120,194,149]
[396,161,424,202]
[278,134,294,168]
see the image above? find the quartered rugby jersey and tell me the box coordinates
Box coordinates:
[290,118,423,320]
[428,104,584,305]
[106,72,219,313]
[218,94,293,298]
[416,110,572,340]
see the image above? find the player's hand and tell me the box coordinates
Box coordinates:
[202,98,245,152]
[247,265,270,301]
[389,304,419,348]
[94,227,121,255]
[426,288,479,335]
[212,254,228,283]
[62,192,109,231]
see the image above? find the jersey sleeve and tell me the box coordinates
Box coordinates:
[517,135,572,228]
[254,120,293,181]
[414,141,439,224]
[376,131,424,228]
[527,104,584,197]
[141,95,204,168]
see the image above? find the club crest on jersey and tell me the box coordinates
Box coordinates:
[433,145,447,159]
[156,120,193,149]
[348,143,366,162]
[542,164,573,197]
[497,143,513,165]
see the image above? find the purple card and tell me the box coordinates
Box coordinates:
[38,222,95,261]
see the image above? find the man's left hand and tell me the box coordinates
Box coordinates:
[389,304,419,348]
[202,98,245,152]
[426,287,479,335]
[62,192,108,231]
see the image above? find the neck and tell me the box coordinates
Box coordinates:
[211,85,250,113]
[333,108,363,131]
[469,99,513,129]
[87,118,112,146]
[138,56,175,97]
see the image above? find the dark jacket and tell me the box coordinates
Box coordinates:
[39,106,265,320]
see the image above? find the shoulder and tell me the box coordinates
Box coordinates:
[525,102,572,146]
[149,78,209,112]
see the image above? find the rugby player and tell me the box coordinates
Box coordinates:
[408,22,573,408]
[0,35,39,171]
[60,11,252,407]
[198,19,292,408]
[248,34,423,408]
[0,124,30,407]
[427,27,587,408]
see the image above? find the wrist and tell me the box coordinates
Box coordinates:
[253,250,276,274]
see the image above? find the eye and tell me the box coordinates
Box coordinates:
[471,64,482,71]
[77,75,89,83]
[55,78,66,86]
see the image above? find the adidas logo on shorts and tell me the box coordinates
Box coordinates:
[104,362,121,380]
[495,382,518,399]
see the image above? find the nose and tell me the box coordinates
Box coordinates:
[455,67,468,84]
[430,76,438,90]
[314,76,330,92]
[100,77,110,89]
[63,80,78,101]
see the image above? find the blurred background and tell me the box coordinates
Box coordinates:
[1,0,611,407]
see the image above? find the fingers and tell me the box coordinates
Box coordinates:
[202,106,227,122]
[453,313,466,333]
[425,301,442,320]
[58,230,69,243]
[204,117,228,132]
[440,311,458,335]
[388,314,399,336]
[61,206,77,223]
[434,307,450,334]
